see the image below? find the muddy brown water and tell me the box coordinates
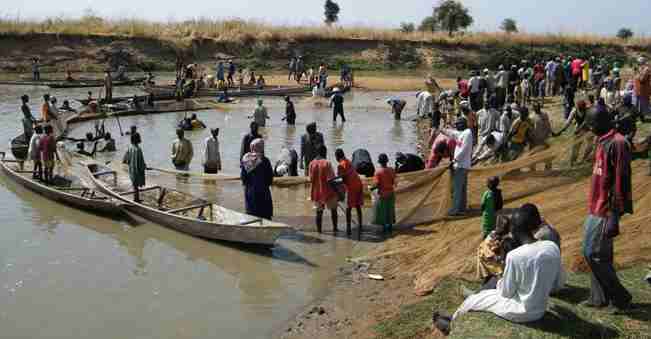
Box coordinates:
[0,77,424,338]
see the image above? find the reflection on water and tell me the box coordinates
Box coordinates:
[0,80,421,338]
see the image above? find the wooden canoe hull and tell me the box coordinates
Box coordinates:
[67,99,223,124]
[0,77,146,88]
[86,164,292,246]
[143,85,311,98]
[0,154,122,215]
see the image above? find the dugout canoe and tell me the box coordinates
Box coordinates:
[67,99,225,125]
[0,77,146,88]
[0,152,122,215]
[143,84,311,98]
[86,163,293,246]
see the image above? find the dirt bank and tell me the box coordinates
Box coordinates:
[1,33,646,76]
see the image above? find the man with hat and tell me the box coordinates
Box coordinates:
[329,87,346,123]
[580,105,634,313]
[634,57,650,118]
[439,117,473,216]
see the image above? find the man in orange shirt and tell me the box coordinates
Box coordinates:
[41,94,52,122]
[309,145,338,233]
[634,57,650,118]
[335,148,364,238]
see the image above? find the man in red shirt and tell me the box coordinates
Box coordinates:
[335,149,364,238]
[309,145,338,233]
[581,108,633,312]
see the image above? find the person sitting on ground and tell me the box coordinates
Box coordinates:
[171,128,193,171]
[283,96,296,125]
[394,152,425,174]
[98,133,116,153]
[123,132,146,203]
[480,176,503,239]
[351,149,375,177]
[387,97,407,120]
[426,131,456,168]
[530,102,553,149]
[371,153,397,234]
[472,131,505,165]
[335,148,364,238]
[309,145,338,233]
[274,147,298,177]
[203,128,222,174]
[433,207,563,336]
[476,215,516,283]
[505,107,534,161]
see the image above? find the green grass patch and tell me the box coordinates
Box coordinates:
[374,266,651,339]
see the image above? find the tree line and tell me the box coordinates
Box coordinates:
[323,0,635,40]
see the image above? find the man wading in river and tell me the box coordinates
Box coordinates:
[240,122,262,160]
[171,129,193,171]
[300,122,325,176]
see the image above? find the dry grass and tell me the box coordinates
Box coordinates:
[2,15,651,48]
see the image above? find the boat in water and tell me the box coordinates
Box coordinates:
[0,152,123,215]
[0,77,146,88]
[85,163,293,246]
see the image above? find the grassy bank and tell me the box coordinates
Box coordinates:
[375,266,651,339]
[2,16,651,48]
[1,17,649,74]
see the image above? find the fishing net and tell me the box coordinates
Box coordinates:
[136,132,598,232]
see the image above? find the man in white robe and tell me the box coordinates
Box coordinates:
[416,91,433,118]
[433,207,563,335]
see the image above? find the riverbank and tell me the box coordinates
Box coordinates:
[1,31,647,76]
[280,97,651,338]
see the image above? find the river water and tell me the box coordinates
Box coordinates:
[0,79,422,338]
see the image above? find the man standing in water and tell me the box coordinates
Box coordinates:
[171,129,193,171]
[253,99,270,127]
[240,122,262,160]
[580,108,634,312]
[335,148,364,238]
[309,145,338,233]
[300,122,325,176]
[21,95,35,141]
[387,97,407,120]
[123,132,146,203]
[283,96,296,125]
[104,69,113,104]
[330,88,346,123]
[203,128,222,174]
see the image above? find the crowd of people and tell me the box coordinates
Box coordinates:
[15,52,651,333]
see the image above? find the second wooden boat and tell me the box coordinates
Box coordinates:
[0,152,123,215]
[86,163,293,246]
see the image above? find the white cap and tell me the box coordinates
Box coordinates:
[638,57,647,64]
[333,87,340,92]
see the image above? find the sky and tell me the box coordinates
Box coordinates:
[3,0,650,36]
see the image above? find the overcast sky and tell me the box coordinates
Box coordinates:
[4,0,650,36]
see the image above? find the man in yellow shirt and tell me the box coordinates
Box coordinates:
[506,107,533,161]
